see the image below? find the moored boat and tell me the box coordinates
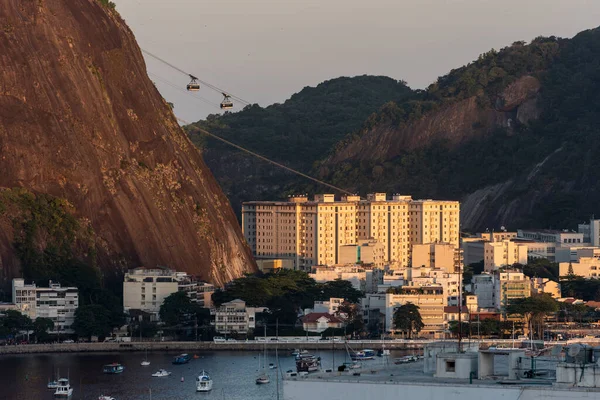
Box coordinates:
[296,355,321,372]
[256,374,270,384]
[196,370,213,392]
[152,369,171,377]
[351,349,376,361]
[98,396,116,400]
[172,353,192,364]
[103,363,125,374]
[54,378,73,398]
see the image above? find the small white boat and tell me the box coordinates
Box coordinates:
[152,369,171,377]
[269,363,277,369]
[98,396,116,400]
[54,378,73,398]
[256,374,270,385]
[141,348,150,366]
[292,349,308,357]
[48,380,59,390]
[196,370,213,392]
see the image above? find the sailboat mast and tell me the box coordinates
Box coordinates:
[276,319,280,400]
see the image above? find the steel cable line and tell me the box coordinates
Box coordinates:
[176,116,354,196]
[141,49,251,106]
[149,72,221,110]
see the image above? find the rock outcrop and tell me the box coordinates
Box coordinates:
[0,0,255,285]
[324,75,541,165]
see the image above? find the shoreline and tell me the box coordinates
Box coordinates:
[0,338,581,355]
[0,340,433,355]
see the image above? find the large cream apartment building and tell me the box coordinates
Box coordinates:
[242,193,460,270]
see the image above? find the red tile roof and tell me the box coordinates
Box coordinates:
[301,312,343,323]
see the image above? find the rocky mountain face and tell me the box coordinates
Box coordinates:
[0,0,255,285]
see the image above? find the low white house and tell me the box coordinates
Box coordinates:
[301,312,344,333]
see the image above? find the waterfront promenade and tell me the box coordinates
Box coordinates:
[0,338,586,355]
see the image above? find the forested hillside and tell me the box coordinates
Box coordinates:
[186,76,413,213]
[187,27,600,231]
[318,27,600,230]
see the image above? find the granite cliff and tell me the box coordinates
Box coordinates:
[0,0,255,285]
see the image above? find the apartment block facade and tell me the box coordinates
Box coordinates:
[123,267,214,319]
[242,193,460,270]
[12,279,79,334]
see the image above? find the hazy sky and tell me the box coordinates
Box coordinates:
[114,0,600,122]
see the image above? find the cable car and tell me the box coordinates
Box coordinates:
[220,93,233,109]
[187,75,200,91]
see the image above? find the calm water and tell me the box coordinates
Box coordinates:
[0,349,403,400]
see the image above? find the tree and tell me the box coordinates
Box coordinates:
[1,310,32,339]
[33,317,54,342]
[392,303,424,339]
[159,291,196,327]
[72,304,112,338]
[506,294,558,339]
[318,280,362,303]
[337,301,364,337]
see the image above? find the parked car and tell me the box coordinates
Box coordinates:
[62,339,75,344]
[213,337,226,343]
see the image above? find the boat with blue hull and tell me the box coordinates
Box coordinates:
[103,363,124,374]
[172,354,192,365]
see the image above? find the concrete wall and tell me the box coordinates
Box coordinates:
[283,379,600,400]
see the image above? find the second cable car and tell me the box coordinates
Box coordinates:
[187,75,200,91]
[220,93,233,109]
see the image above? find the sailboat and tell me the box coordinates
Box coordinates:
[256,325,270,385]
[141,348,150,366]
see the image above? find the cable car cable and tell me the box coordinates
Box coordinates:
[149,72,221,110]
[176,117,354,196]
[141,49,251,106]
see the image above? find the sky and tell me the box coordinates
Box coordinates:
[114,0,600,122]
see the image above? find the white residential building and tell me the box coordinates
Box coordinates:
[472,274,496,309]
[483,240,528,272]
[310,298,345,315]
[123,267,214,319]
[12,279,79,334]
[385,286,446,337]
[559,257,600,279]
[242,193,460,270]
[518,229,585,245]
[210,299,264,335]
[411,243,456,272]
[309,264,383,292]
[410,271,461,306]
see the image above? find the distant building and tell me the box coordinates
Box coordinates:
[531,278,561,298]
[310,298,345,315]
[411,243,456,272]
[385,286,446,337]
[123,267,214,320]
[443,306,469,330]
[517,229,585,245]
[255,259,294,273]
[578,219,600,246]
[559,257,600,279]
[495,270,531,311]
[338,239,386,268]
[12,279,79,334]
[309,264,383,292]
[477,231,518,242]
[483,240,528,272]
[472,274,495,309]
[242,193,460,270]
[301,312,344,333]
[210,299,265,335]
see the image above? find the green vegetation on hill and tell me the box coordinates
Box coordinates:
[186,76,413,213]
[322,27,600,229]
[189,76,412,169]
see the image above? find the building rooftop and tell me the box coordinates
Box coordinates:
[301,312,343,323]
